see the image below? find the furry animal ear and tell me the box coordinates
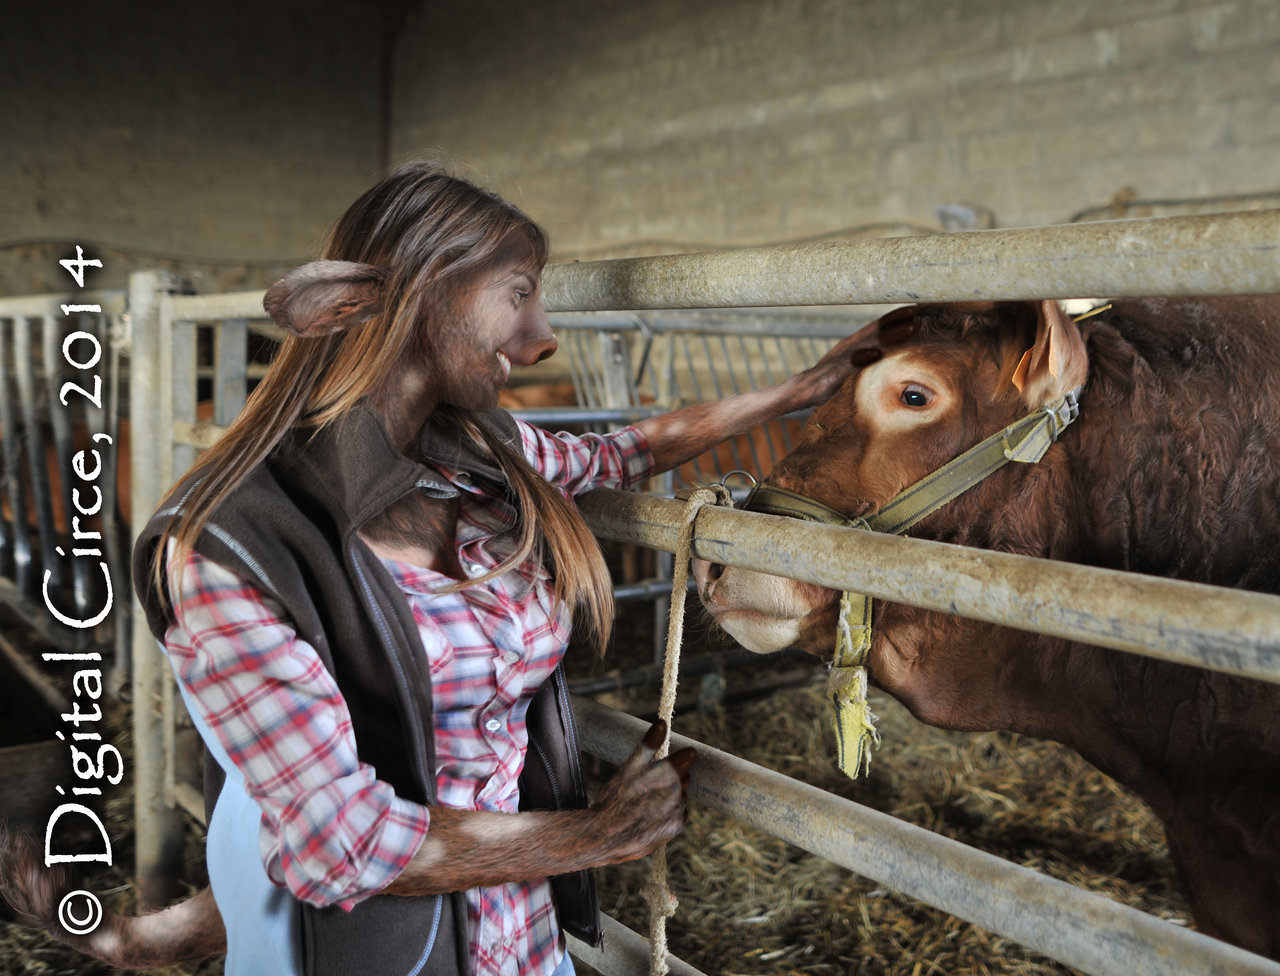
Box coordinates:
[262,261,391,337]
[1011,300,1089,406]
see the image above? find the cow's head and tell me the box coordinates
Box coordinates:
[693,300,1088,659]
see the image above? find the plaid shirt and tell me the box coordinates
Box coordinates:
[164,420,652,976]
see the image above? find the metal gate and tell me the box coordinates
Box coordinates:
[120,208,1280,975]
[547,209,1280,976]
[3,207,1278,975]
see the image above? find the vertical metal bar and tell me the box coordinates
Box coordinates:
[215,318,249,426]
[734,336,769,475]
[0,316,26,584]
[735,333,760,390]
[771,338,799,456]
[597,331,631,411]
[563,332,589,407]
[127,270,185,910]
[102,315,129,696]
[15,317,60,601]
[633,325,660,405]
[161,311,198,488]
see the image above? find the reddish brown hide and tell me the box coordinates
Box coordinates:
[695,297,1280,959]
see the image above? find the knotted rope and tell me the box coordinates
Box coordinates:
[644,483,732,976]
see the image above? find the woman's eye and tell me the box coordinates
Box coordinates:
[901,385,932,407]
[514,289,530,303]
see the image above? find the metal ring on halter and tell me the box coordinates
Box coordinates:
[713,469,758,490]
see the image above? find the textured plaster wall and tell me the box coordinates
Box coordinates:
[1,3,386,296]
[5,0,1278,296]
[391,0,1280,260]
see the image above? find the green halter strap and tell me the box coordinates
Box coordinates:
[742,388,1082,777]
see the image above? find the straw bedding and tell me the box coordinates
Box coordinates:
[583,659,1188,976]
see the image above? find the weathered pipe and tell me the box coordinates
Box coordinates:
[543,210,1280,311]
[577,489,1280,686]
[566,913,708,976]
[575,697,1280,976]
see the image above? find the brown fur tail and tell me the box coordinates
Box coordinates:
[0,822,226,968]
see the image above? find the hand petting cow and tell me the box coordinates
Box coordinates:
[694,296,1280,959]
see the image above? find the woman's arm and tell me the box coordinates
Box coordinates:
[170,549,694,903]
[385,721,694,896]
[635,330,865,475]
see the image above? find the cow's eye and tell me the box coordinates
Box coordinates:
[901,385,932,407]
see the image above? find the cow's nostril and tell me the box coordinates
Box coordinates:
[705,562,724,582]
[691,558,723,593]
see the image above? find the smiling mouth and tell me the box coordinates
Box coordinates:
[496,351,511,381]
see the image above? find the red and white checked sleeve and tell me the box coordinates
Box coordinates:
[163,545,431,910]
[516,421,654,495]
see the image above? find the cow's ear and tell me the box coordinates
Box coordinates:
[1011,300,1088,406]
[263,260,390,337]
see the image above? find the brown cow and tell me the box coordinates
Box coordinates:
[694,297,1280,959]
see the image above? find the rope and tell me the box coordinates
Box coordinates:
[643,484,732,976]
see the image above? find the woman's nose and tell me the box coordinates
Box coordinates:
[525,305,558,364]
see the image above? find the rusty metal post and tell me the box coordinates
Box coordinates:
[543,210,1280,311]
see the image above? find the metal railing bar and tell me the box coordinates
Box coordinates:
[166,291,272,321]
[567,913,707,976]
[0,292,126,318]
[542,210,1280,311]
[575,697,1280,976]
[578,489,1280,685]
[506,406,663,427]
[549,310,873,339]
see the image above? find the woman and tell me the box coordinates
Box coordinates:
[10,161,865,974]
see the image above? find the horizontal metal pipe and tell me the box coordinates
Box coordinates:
[168,290,269,322]
[0,291,125,317]
[611,577,694,602]
[543,211,1280,311]
[567,913,707,976]
[578,489,1280,685]
[549,309,870,338]
[575,698,1280,976]
[508,406,662,426]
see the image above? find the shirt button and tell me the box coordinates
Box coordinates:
[485,718,502,733]
[502,651,520,666]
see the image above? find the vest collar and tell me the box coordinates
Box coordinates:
[281,403,514,538]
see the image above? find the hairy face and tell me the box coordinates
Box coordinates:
[425,235,558,411]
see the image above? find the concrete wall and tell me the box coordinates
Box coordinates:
[0,3,387,296]
[5,0,1277,297]
[391,0,1280,261]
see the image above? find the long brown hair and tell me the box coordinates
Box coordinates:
[159,161,616,652]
